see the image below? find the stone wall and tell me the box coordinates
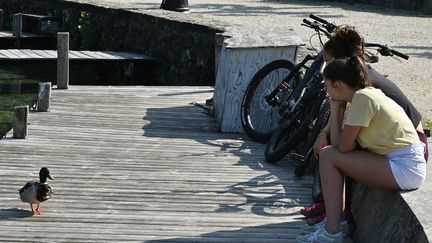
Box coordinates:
[0,0,228,85]
[350,183,428,242]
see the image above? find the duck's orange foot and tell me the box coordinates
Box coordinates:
[32,210,41,215]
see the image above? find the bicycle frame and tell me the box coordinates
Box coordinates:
[263,51,326,124]
[285,53,325,113]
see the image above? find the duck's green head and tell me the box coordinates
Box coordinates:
[39,167,54,183]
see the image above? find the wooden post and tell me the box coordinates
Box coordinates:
[37,82,51,112]
[13,105,29,139]
[12,14,22,37]
[57,32,69,89]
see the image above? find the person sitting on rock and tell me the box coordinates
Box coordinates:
[297,56,426,243]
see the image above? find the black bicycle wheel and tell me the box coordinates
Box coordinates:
[240,59,297,143]
[265,85,325,163]
[295,147,314,177]
[294,98,330,177]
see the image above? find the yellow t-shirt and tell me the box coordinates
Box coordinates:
[344,87,420,155]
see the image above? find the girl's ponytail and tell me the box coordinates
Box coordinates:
[346,56,370,88]
[323,57,371,88]
[323,25,367,62]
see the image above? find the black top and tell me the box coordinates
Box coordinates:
[368,67,422,127]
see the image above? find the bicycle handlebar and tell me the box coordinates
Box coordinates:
[303,14,336,37]
[365,43,409,60]
[302,18,332,38]
[302,19,313,26]
[303,15,409,61]
[309,14,329,25]
[389,49,409,60]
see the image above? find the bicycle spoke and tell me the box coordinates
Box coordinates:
[241,59,296,142]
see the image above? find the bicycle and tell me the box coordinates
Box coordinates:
[240,14,409,165]
[240,14,336,144]
[265,17,409,165]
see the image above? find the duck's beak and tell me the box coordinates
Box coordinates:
[48,174,55,180]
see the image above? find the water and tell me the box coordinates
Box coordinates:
[0,65,43,138]
[0,63,54,95]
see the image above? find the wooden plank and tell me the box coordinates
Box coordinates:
[31,50,55,58]
[40,50,57,58]
[0,49,152,61]
[0,49,21,58]
[0,51,8,58]
[95,51,122,59]
[0,31,12,37]
[8,49,29,59]
[67,51,81,59]
[80,50,114,59]
[20,49,45,59]
[70,50,96,59]
[106,51,151,60]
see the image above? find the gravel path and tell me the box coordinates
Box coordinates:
[91,0,432,121]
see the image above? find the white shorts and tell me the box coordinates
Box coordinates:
[387,144,426,190]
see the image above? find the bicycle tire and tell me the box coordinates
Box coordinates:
[294,98,330,177]
[240,59,297,143]
[295,147,314,177]
[265,85,325,163]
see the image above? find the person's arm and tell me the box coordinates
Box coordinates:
[313,120,330,158]
[329,100,359,152]
[338,125,361,152]
[329,100,345,146]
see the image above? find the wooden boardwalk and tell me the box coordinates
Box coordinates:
[0,31,50,38]
[0,86,313,242]
[0,49,153,61]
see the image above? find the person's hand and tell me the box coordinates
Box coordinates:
[330,99,347,110]
[313,131,329,158]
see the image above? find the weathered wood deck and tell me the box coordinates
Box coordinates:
[0,86,313,242]
[0,31,50,38]
[0,49,153,61]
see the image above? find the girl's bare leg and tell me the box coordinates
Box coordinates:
[319,146,399,234]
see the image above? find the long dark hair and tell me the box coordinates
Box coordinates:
[323,56,371,89]
[323,25,367,61]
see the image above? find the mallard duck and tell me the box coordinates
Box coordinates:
[19,167,54,215]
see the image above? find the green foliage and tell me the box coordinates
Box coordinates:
[426,120,432,129]
[0,110,13,138]
[0,94,36,138]
[77,11,98,50]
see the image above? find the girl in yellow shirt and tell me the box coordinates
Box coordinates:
[297,56,426,242]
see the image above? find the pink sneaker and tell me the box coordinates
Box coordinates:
[300,200,325,218]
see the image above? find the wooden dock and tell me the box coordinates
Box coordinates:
[0,31,56,50]
[0,49,153,61]
[0,86,313,242]
[0,31,50,38]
